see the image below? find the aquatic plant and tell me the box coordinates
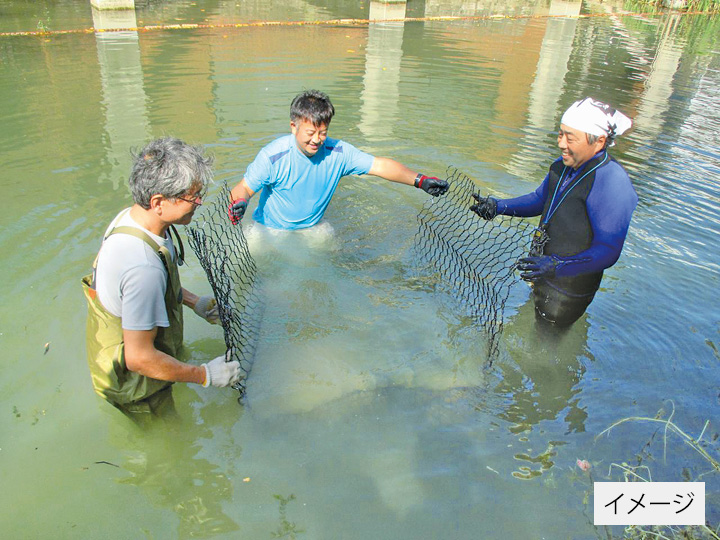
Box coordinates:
[271,494,304,539]
[588,403,719,539]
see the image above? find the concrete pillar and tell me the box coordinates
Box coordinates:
[91,5,138,30]
[91,0,135,10]
[368,0,407,21]
[359,1,407,140]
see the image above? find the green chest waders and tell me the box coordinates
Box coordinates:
[81,225,186,414]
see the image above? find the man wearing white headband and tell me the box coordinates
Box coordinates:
[470,98,638,327]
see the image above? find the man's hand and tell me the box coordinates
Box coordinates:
[193,295,220,324]
[228,198,248,225]
[202,354,242,388]
[414,174,449,197]
[517,255,562,282]
[470,194,498,220]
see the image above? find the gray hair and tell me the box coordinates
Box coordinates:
[129,137,213,209]
[586,132,612,149]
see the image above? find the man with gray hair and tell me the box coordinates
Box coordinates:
[470,98,638,327]
[82,137,241,417]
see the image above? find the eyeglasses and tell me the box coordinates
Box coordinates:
[175,192,203,206]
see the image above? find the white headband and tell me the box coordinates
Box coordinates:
[561,98,632,146]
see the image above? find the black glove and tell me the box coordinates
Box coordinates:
[414,174,449,197]
[516,255,562,282]
[470,194,498,220]
[228,198,247,225]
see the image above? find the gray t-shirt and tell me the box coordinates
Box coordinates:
[95,209,178,331]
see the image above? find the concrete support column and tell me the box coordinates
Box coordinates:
[368,0,407,21]
[91,0,135,10]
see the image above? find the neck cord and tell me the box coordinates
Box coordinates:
[543,152,608,226]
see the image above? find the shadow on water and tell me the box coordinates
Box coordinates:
[497,297,591,437]
[103,390,242,538]
[458,295,594,481]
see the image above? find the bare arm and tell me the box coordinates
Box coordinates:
[230,178,256,202]
[124,327,206,385]
[367,157,418,186]
[181,288,199,310]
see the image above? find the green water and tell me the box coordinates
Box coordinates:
[1,1,718,538]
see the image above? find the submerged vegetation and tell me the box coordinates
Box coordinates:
[586,404,719,540]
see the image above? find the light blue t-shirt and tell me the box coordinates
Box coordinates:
[244,134,375,230]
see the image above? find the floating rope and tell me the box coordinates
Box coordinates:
[414,167,534,366]
[187,183,263,396]
[1,11,706,38]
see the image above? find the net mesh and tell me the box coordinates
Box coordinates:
[414,167,534,365]
[187,183,263,395]
[188,170,534,394]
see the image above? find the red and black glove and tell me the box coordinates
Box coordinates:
[228,198,248,225]
[414,174,449,197]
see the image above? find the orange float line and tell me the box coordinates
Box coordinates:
[0,11,707,38]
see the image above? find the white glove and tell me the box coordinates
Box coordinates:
[202,354,241,388]
[193,295,220,324]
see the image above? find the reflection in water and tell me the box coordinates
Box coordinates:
[93,8,150,190]
[633,15,683,145]
[507,1,581,179]
[359,2,407,140]
[493,297,591,478]
[108,393,240,538]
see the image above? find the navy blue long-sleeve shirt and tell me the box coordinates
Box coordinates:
[497,152,638,278]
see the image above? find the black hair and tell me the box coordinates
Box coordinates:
[290,90,335,126]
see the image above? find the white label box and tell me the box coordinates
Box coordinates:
[594,482,705,525]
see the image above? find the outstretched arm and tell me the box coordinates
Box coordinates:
[471,175,548,220]
[368,157,417,185]
[368,157,449,196]
[124,328,241,388]
[497,175,549,217]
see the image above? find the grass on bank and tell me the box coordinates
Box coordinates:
[628,0,720,11]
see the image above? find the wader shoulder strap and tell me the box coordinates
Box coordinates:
[87,226,171,291]
[108,226,174,275]
[107,226,163,253]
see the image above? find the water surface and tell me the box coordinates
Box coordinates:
[1,1,718,538]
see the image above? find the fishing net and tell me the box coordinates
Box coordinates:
[187,183,263,395]
[187,169,533,394]
[414,167,535,366]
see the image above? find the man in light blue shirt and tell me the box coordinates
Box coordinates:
[228,90,448,230]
